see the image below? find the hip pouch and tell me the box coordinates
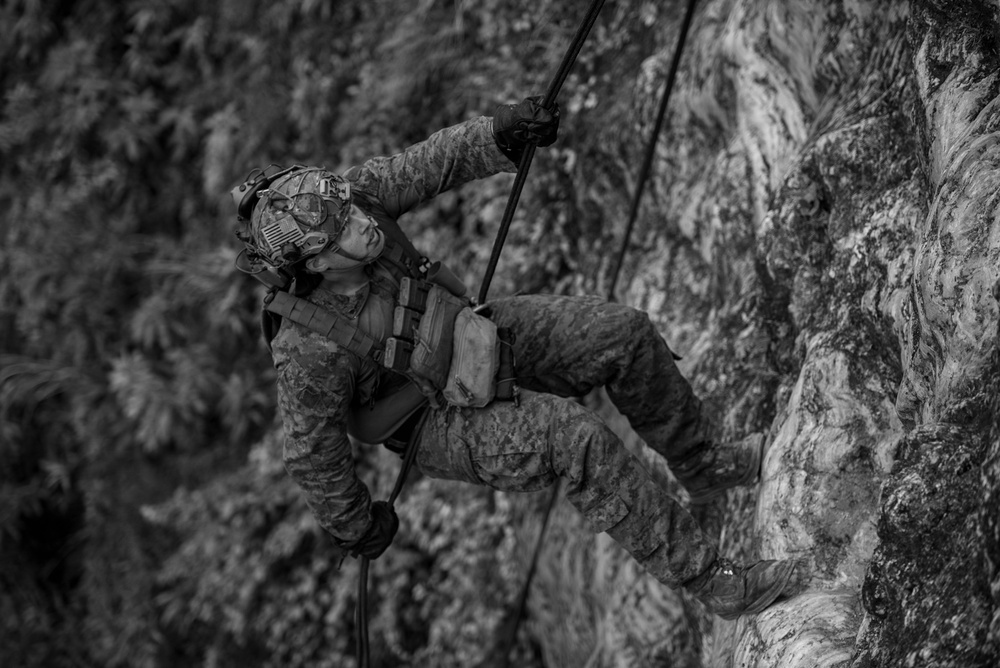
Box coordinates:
[442,307,499,408]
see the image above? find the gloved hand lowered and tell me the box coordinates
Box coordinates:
[348,500,399,560]
[492,95,561,163]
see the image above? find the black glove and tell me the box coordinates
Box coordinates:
[492,95,561,163]
[348,501,399,560]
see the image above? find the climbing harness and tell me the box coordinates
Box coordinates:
[607,0,699,301]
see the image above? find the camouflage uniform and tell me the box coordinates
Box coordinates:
[272,116,717,586]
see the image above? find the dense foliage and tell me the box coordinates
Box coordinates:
[1,1,667,665]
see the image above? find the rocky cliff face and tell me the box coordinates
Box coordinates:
[491,1,1000,666]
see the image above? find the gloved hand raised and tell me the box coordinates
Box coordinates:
[348,500,399,560]
[492,95,561,163]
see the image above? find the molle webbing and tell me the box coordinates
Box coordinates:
[265,290,384,361]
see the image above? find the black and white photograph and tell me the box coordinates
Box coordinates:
[2,1,999,666]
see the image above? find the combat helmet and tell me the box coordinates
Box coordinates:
[232,165,353,285]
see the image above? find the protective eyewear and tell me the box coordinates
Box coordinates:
[260,178,352,232]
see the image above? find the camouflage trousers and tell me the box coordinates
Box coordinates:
[414,294,717,586]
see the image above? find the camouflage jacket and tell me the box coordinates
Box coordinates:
[270,116,514,548]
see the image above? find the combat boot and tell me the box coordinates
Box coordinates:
[670,432,764,504]
[684,557,805,620]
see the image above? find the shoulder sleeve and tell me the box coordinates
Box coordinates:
[344,115,515,219]
[276,340,372,546]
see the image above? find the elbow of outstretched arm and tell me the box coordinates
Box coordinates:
[283,437,373,546]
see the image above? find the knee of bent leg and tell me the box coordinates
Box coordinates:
[602,306,664,369]
[548,401,634,493]
[610,303,657,339]
[548,404,651,533]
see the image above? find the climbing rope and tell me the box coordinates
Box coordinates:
[496,0,700,659]
[607,0,699,301]
[490,479,561,668]
[477,0,607,305]
[356,410,425,668]
[476,1,611,660]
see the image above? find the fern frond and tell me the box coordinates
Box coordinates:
[0,355,88,416]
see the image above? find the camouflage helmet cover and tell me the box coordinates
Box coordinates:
[246,166,352,269]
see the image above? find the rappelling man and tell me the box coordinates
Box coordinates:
[231,96,804,619]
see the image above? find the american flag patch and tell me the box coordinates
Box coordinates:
[261,217,305,251]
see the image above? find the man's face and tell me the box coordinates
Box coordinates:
[328,205,385,261]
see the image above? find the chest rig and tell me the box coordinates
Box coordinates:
[260,205,516,413]
[262,232,428,366]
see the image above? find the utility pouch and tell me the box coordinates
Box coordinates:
[393,306,422,340]
[443,308,499,408]
[407,285,467,392]
[383,337,413,371]
[398,277,429,312]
